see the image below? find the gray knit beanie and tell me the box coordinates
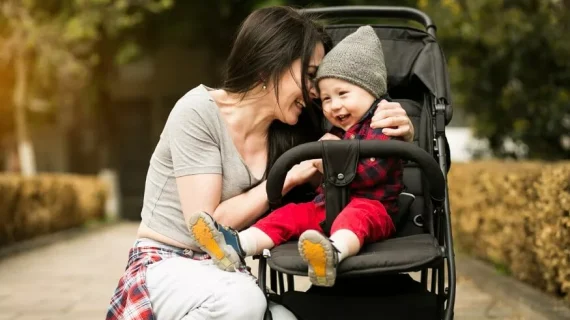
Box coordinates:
[315,25,387,99]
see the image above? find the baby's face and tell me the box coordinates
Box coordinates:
[318,78,376,131]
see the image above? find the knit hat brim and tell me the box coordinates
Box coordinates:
[315,26,387,99]
[316,75,381,99]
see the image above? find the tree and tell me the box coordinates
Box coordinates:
[417,0,570,159]
[0,0,172,175]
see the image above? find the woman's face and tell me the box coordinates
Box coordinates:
[273,43,325,125]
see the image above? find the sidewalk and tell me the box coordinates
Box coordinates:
[0,222,567,320]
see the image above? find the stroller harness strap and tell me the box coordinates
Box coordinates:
[320,140,360,234]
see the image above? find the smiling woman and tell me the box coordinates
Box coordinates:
[269,50,324,126]
[106,5,416,320]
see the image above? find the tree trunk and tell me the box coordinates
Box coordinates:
[13,50,36,176]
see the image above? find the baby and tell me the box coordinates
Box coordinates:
[187,26,404,287]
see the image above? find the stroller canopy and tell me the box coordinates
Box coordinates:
[325,25,452,105]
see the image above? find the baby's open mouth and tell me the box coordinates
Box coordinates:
[336,114,350,122]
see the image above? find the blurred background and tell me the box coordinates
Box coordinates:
[0,1,569,314]
[1,0,569,219]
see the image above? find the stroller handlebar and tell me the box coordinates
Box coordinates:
[266,140,446,208]
[300,6,435,33]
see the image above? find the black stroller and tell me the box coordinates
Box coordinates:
[256,6,456,320]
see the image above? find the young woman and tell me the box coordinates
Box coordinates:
[107,6,415,320]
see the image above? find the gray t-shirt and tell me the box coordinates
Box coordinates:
[141,85,261,246]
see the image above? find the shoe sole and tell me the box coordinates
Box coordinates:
[298,230,336,287]
[187,212,241,272]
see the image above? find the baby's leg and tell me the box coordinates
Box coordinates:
[298,198,394,287]
[188,202,322,272]
[239,200,325,256]
[251,201,323,248]
[299,229,359,287]
[237,227,274,256]
[187,211,245,272]
[187,211,273,271]
[329,229,361,263]
[298,229,338,287]
[331,197,395,261]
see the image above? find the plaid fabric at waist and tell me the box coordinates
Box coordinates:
[105,239,211,320]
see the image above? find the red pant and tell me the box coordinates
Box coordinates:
[253,197,395,247]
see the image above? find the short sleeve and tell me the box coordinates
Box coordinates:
[166,98,222,177]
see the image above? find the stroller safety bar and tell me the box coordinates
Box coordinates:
[301,6,436,34]
[266,140,445,208]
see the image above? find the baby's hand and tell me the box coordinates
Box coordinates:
[314,134,338,173]
[319,133,340,141]
[312,159,324,174]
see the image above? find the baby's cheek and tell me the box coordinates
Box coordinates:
[322,110,335,121]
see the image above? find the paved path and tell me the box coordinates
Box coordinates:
[0,222,546,319]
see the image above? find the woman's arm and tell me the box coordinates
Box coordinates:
[169,96,320,231]
[213,180,270,230]
[176,174,266,231]
[215,160,318,229]
[166,98,269,232]
[177,174,222,226]
[178,160,319,231]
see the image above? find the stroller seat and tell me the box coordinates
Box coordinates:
[268,233,442,276]
[266,95,446,278]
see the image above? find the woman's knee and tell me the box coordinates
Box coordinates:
[268,301,298,320]
[218,273,267,319]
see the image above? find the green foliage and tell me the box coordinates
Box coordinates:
[2,0,568,161]
[0,0,173,114]
[253,0,570,159]
[417,0,570,159]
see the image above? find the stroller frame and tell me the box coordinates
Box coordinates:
[254,6,456,320]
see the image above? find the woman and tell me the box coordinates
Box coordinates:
[107,6,414,320]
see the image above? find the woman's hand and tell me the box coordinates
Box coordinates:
[313,160,324,174]
[371,99,415,142]
[281,134,341,195]
[283,160,319,195]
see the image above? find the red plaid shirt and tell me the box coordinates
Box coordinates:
[314,103,404,216]
[106,244,211,320]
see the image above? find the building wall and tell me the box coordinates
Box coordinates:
[106,45,217,220]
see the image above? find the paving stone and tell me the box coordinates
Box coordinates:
[0,222,554,320]
[0,313,19,320]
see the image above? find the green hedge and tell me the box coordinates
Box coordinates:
[449,161,570,303]
[0,174,108,246]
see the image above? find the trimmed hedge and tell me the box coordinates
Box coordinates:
[448,161,570,302]
[0,174,108,246]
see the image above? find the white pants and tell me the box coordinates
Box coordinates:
[145,255,298,320]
